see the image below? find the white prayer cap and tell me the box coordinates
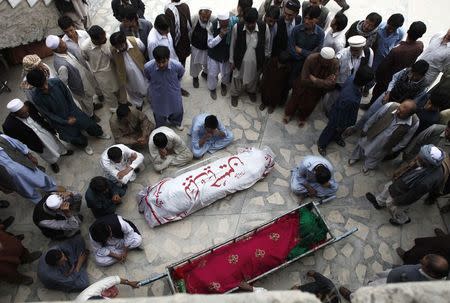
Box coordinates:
[320,47,335,60]
[217,11,230,20]
[430,146,443,161]
[199,5,212,12]
[6,99,25,113]
[45,194,63,210]
[45,35,60,50]
[348,35,366,48]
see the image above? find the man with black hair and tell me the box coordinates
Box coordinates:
[165,0,192,67]
[144,46,186,129]
[264,6,280,57]
[82,25,126,108]
[190,113,234,159]
[86,176,126,218]
[26,69,110,155]
[290,155,338,199]
[353,60,429,131]
[119,7,153,57]
[371,21,427,103]
[323,12,348,53]
[301,0,332,30]
[111,0,145,22]
[89,214,142,266]
[317,65,374,155]
[348,100,419,174]
[291,270,339,303]
[190,7,212,88]
[345,12,383,49]
[110,31,147,109]
[46,34,100,122]
[55,0,90,30]
[288,5,324,84]
[271,0,301,58]
[258,0,283,19]
[109,103,154,148]
[339,254,449,301]
[147,14,178,61]
[417,28,450,87]
[149,126,193,172]
[230,7,271,107]
[37,235,89,291]
[415,89,447,134]
[372,14,405,71]
[58,16,105,104]
[101,144,144,186]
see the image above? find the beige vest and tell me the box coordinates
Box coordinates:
[111,36,146,86]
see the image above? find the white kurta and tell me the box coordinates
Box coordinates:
[121,39,148,107]
[90,216,142,266]
[417,32,450,87]
[207,24,232,90]
[190,17,211,77]
[336,47,374,84]
[18,117,67,164]
[100,144,144,185]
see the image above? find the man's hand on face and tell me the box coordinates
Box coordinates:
[67,116,77,125]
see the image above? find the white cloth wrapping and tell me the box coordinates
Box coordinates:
[137,147,275,227]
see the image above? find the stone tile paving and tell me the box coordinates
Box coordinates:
[0,0,450,301]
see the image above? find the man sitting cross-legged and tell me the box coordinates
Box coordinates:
[149,126,193,173]
[190,113,234,159]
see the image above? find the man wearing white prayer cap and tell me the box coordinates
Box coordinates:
[206,11,232,100]
[46,33,101,123]
[33,191,83,240]
[283,46,339,126]
[3,99,71,173]
[335,35,374,85]
[190,6,213,89]
[365,143,448,226]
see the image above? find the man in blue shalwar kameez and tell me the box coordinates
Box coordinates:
[190,113,234,159]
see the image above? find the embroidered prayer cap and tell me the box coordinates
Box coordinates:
[45,35,61,50]
[419,144,445,166]
[6,99,25,113]
[348,35,366,48]
[217,11,230,20]
[199,5,212,12]
[320,47,335,60]
[22,54,42,71]
[285,0,301,12]
[45,194,63,210]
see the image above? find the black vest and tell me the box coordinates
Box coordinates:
[191,21,209,50]
[207,20,230,63]
[90,214,124,245]
[233,21,267,71]
[272,16,302,58]
[33,196,66,239]
[360,47,371,67]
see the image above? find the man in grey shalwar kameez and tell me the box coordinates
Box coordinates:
[349,101,419,173]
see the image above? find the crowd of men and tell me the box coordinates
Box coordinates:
[1,0,450,301]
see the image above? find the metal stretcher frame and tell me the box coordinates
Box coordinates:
[138,201,358,294]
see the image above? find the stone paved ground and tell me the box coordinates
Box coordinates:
[0,0,450,301]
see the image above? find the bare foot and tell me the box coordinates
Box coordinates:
[298,120,306,127]
[283,115,290,124]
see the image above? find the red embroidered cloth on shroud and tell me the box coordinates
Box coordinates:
[173,213,300,294]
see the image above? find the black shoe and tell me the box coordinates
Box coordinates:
[221,83,227,96]
[193,77,199,88]
[50,163,60,173]
[389,217,411,226]
[231,96,238,107]
[134,167,141,174]
[335,138,346,147]
[62,150,74,156]
[136,105,143,111]
[359,103,371,110]
[0,200,9,208]
[318,146,327,157]
[97,95,105,102]
[181,88,190,97]
[201,71,208,80]
[210,89,217,100]
[15,234,25,241]
[365,192,382,209]
[1,216,14,229]
[37,165,46,172]
[93,103,103,111]
[248,93,257,102]
[259,103,266,111]
[424,195,437,205]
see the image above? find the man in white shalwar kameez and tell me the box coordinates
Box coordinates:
[89,214,142,266]
[229,8,271,107]
[149,126,193,172]
[190,7,212,88]
[100,144,144,186]
[110,32,148,108]
[0,134,59,203]
[46,35,98,120]
[3,99,69,173]
[207,12,232,99]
